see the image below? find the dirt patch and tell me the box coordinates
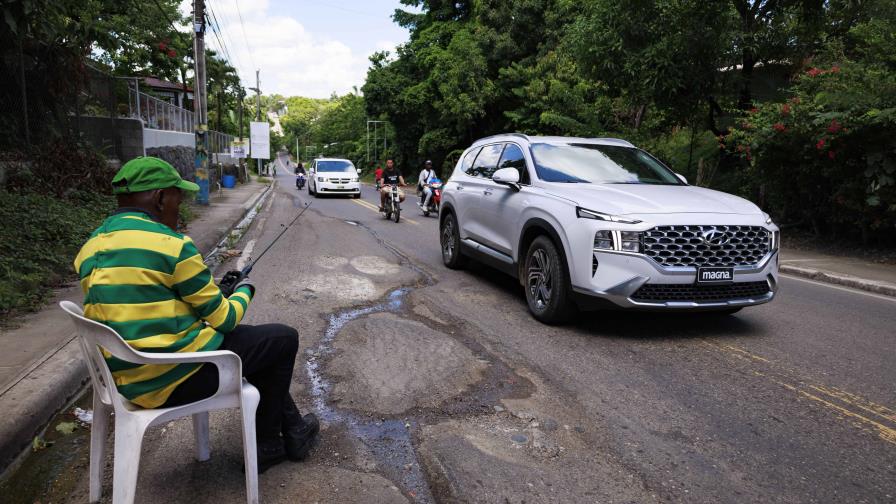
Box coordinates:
[325,313,488,415]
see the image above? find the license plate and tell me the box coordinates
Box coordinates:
[336,185,344,189]
[696,267,734,284]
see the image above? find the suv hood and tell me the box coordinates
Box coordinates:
[544,183,761,215]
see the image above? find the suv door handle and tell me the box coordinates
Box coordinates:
[455,184,464,191]
[483,189,493,196]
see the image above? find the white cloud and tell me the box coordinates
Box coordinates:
[182,0,374,98]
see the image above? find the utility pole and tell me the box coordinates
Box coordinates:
[192,0,209,204]
[238,88,245,181]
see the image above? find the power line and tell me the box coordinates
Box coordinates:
[233,0,256,70]
[208,0,246,75]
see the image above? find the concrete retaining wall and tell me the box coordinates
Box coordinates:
[143,129,194,149]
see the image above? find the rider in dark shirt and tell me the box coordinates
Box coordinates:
[379,159,406,211]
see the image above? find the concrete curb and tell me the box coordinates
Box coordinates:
[0,181,275,477]
[204,180,275,268]
[780,264,896,297]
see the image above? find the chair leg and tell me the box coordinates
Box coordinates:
[111,418,147,504]
[240,387,261,504]
[192,412,211,461]
[89,394,111,503]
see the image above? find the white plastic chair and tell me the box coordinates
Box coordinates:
[60,301,261,504]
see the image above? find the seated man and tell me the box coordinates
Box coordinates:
[74,157,319,473]
[379,159,406,211]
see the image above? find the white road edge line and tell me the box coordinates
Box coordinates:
[780,274,896,303]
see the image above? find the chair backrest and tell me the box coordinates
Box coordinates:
[60,300,143,412]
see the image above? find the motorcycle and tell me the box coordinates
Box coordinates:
[382,184,402,223]
[296,173,306,190]
[421,178,442,217]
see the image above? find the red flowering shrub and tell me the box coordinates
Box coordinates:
[723,61,896,242]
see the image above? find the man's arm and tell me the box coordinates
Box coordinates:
[173,237,253,334]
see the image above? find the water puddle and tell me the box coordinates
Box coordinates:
[305,288,434,503]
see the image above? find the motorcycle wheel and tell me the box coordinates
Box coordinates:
[423,209,430,217]
[394,207,401,223]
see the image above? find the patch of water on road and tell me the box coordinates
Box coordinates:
[305,288,435,503]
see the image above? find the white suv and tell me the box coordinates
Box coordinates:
[308,158,361,198]
[439,134,780,323]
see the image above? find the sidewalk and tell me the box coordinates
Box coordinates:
[0,179,272,474]
[779,248,896,297]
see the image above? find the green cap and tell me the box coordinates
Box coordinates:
[111,157,200,195]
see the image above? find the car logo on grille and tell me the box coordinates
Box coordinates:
[701,229,729,246]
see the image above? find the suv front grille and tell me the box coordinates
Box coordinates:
[642,225,770,268]
[631,281,771,303]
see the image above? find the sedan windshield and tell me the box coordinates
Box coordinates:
[315,160,355,173]
[530,143,682,185]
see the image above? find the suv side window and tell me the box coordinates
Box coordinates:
[497,143,530,184]
[469,144,503,178]
[461,148,481,177]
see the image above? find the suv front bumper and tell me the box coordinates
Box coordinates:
[572,249,779,310]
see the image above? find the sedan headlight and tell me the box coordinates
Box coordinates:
[576,206,642,224]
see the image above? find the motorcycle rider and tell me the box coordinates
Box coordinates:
[417,160,437,209]
[379,159,406,211]
[295,162,306,175]
[295,162,306,189]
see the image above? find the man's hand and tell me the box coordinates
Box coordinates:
[219,270,244,297]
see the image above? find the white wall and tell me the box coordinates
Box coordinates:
[143,129,193,150]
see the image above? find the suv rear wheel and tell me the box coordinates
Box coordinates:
[524,235,574,324]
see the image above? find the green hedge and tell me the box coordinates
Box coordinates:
[0,190,114,315]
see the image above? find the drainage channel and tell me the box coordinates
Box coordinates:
[305,287,435,503]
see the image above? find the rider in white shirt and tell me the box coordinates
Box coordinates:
[417,160,437,209]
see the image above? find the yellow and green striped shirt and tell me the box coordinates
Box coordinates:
[74,209,253,408]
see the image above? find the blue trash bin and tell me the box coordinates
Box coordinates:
[222,175,236,188]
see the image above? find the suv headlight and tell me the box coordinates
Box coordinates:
[351,177,359,182]
[576,207,642,224]
[593,230,641,252]
[318,176,325,182]
[594,230,614,250]
[762,212,773,225]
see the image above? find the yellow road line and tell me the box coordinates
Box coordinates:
[703,340,896,447]
[351,198,420,225]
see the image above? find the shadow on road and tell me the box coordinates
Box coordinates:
[463,261,763,340]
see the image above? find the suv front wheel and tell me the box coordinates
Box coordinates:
[440,212,466,269]
[524,235,574,324]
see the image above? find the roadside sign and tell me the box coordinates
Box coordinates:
[250,121,270,159]
[231,138,248,158]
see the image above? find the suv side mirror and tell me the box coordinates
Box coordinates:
[492,167,521,190]
[675,173,688,184]
[356,168,362,175]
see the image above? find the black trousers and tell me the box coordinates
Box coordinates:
[163,324,303,441]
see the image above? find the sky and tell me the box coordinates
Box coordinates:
[182,0,414,98]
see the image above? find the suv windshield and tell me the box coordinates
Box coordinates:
[315,160,355,173]
[530,143,681,185]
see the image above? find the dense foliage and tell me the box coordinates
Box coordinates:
[360,0,895,244]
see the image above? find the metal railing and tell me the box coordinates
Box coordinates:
[127,85,195,133]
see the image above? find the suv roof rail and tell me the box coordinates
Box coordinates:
[475,132,530,143]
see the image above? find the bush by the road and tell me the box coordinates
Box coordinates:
[724,59,896,244]
[0,190,114,316]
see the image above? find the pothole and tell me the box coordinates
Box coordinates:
[290,273,379,302]
[325,313,488,415]
[316,255,349,269]
[350,255,402,276]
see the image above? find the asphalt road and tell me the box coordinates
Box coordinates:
[15,155,893,504]
[267,156,895,503]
